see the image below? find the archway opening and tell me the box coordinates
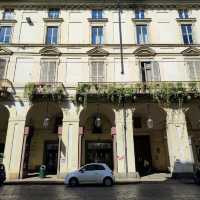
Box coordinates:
[79,104,115,170]
[0,105,9,163]
[186,105,200,166]
[133,104,170,176]
[23,102,63,177]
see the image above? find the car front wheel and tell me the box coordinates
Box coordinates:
[68,177,79,187]
[103,177,113,186]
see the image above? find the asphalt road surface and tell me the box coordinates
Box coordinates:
[0,182,200,200]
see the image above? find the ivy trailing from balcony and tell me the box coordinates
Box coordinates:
[76,82,200,107]
[24,83,66,102]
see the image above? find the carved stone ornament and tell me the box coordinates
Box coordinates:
[0,47,13,55]
[39,46,61,56]
[87,46,109,56]
[133,46,156,57]
[181,47,200,56]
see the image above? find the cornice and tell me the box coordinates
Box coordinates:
[1,0,200,10]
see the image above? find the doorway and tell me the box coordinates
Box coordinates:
[134,135,152,175]
[44,141,58,174]
[85,141,113,169]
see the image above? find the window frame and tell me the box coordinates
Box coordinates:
[92,9,103,19]
[181,24,193,45]
[91,26,104,45]
[136,24,148,44]
[3,9,15,20]
[178,9,189,19]
[90,61,105,82]
[0,26,12,44]
[45,26,59,45]
[135,9,145,19]
[48,8,60,19]
[40,59,59,82]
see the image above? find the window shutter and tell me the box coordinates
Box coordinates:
[98,62,104,82]
[187,61,196,81]
[91,62,98,82]
[40,62,48,82]
[152,61,161,81]
[0,59,6,79]
[48,61,56,82]
[195,61,200,81]
[144,62,152,81]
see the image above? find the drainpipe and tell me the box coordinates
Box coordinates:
[117,0,124,75]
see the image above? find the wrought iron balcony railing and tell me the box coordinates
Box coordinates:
[24,82,66,102]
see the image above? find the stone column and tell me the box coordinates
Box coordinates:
[61,103,80,175]
[126,108,137,177]
[5,118,26,179]
[115,109,126,176]
[165,108,194,177]
[115,108,137,178]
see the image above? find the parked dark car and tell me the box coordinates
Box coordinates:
[0,164,6,185]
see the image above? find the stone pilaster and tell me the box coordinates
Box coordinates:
[60,102,81,176]
[165,108,194,177]
[115,108,137,178]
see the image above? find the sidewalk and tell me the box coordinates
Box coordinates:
[4,173,181,185]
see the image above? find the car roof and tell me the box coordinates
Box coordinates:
[82,163,108,167]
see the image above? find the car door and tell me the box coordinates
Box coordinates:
[78,164,97,183]
[94,164,106,183]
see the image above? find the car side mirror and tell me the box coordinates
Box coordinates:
[79,169,85,173]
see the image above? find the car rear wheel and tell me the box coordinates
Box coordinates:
[69,177,79,187]
[103,177,113,186]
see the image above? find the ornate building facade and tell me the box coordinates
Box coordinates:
[0,0,199,180]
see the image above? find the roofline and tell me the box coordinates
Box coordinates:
[0,0,200,9]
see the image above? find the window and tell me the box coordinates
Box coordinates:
[92,26,103,45]
[40,61,57,82]
[136,25,148,44]
[0,59,6,79]
[181,24,193,44]
[92,9,103,19]
[3,9,14,20]
[187,61,200,81]
[90,62,104,82]
[0,26,12,44]
[48,9,60,19]
[140,61,160,82]
[84,165,96,171]
[95,165,105,170]
[178,9,189,19]
[135,9,145,19]
[46,26,58,45]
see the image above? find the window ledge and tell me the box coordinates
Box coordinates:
[132,18,152,23]
[176,18,196,23]
[43,18,64,23]
[0,19,17,24]
[88,18,108,22]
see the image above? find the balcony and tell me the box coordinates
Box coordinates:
[0,79,13,100]
[76,81,200,105]
[24,82,66,102]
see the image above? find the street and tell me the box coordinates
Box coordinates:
[0,182,200,200]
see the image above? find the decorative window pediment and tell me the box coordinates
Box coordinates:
[181,47,200,56]
[133,46,156,57]
[0,47,13,55]
[87,46,109,57]
[39,46,61,56]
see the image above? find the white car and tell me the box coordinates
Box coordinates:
[64,163,114,186]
